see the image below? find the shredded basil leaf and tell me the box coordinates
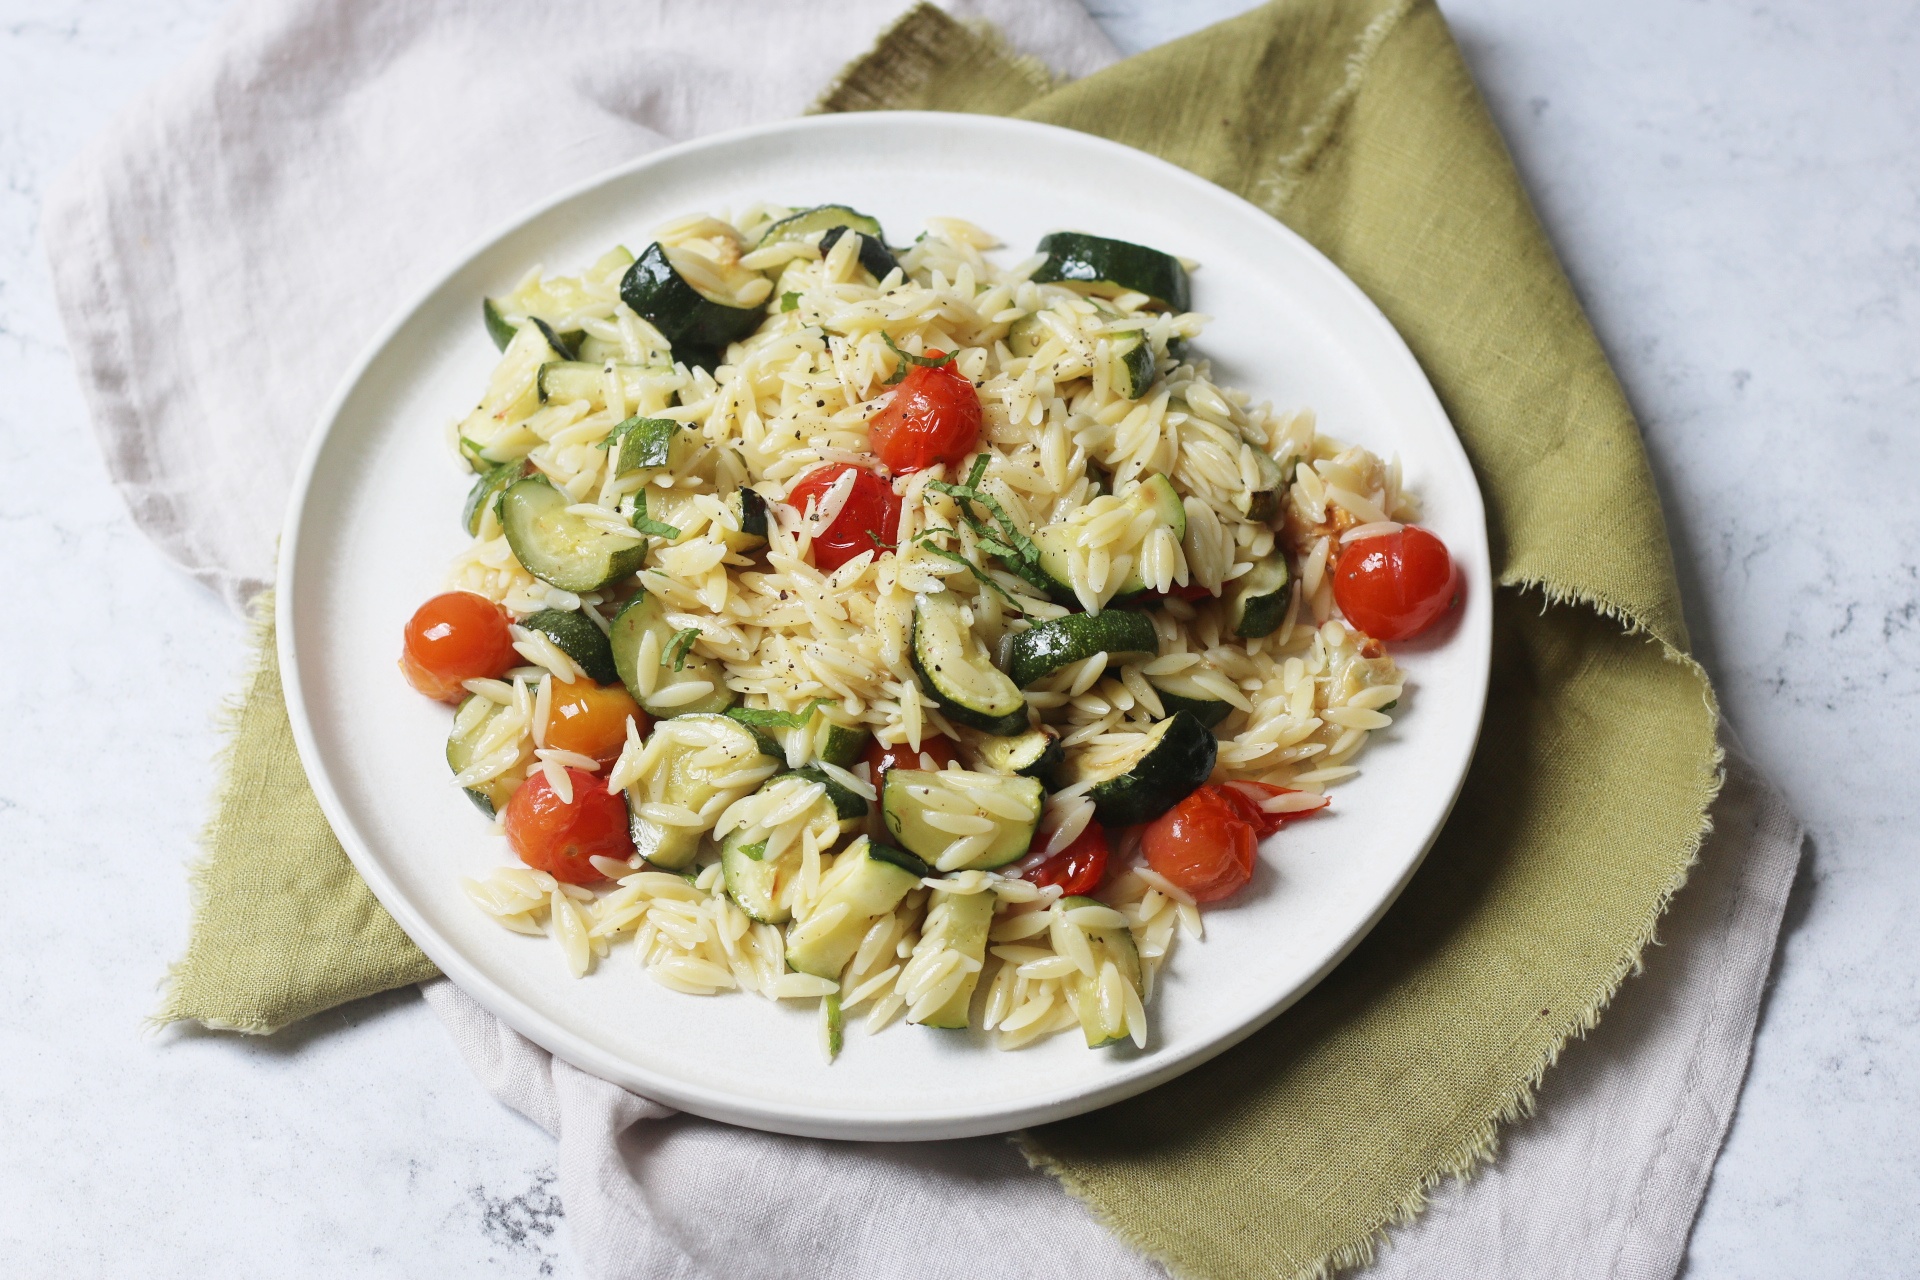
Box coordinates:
[663,627,701,672]
[630,490,681,540]
[915,538,1028,615]
[780,292,801,312]
[880,331,956,385]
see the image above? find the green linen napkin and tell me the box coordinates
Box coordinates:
[165,3,1719,1277]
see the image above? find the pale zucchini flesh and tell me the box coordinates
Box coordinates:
[784,839,929,979]
[907,888,997,1029]
[881,768,1043,872]
[622,714,763,870]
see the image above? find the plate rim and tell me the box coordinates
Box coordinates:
[277,110,1491,1141]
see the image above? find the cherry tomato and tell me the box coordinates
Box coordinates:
[1217,781,1329,839]
[400,591,518,702]
[868,353,982,473]
[1149,581,1215,602]
[503,767,631,885]
[546,680,648,763]
[863,733,960,785]
[1024,820,1111,896]
[1331,526,1460,642]
[1142,785,1258,903]
[786,464,903,573]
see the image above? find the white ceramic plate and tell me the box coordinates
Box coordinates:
[279,112,1491,1141]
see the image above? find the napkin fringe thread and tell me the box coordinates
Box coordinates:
[150,589,284,1036]
[1020,580,1725,1280]
[810,4,1058,116]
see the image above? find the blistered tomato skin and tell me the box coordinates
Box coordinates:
[1024,820,1112,897]
[863,734,960,784]
[786,464,903,573]
[1142,786,1259,903]
[545,681,648,763]
[1331,526,1460,642]
[868,355,982,473]
[400,591,519,702]
[503,767,631,885]
[1217,781,1329,839]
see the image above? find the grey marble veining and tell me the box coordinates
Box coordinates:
[0,1,1913,1275]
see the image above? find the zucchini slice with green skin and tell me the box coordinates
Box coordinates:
[1054,895,1144,1048]
[518,608,619,686]
[720,830,786,925]
[1030,474,1186,608]
[907,888,997,1029]
[619,241,765,365]
[463,459,531,536]
[458,322,567,472]
[1112,330,1156,399]
[621,713,763,870]
[1062,710,1217,826]
[816,225,900,282]
[756,204,885,249]
[1145,670,1233,729]
[956,724,1063,784]
[1228,554,1293,639]
[446,693,529,815]
[780,767,869,833]
[528,317,579,362]
[718,487,770,554]
[910,591,1030,736]
[882,767,1044,872]
[498,474,648,593]
[812,715,870,768]
[784,838,930,980]
[1005,610,1158,688]
[481,299,585,357]
[609,594,738,718]
[537,361,670,408]
[1243,447,1289,523]
[1031,232,1191,313]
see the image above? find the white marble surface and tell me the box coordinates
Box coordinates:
[0,0,1913,1274]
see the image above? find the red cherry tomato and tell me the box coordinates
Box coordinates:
[1331,526,1460,642]
[1024,820,1111,896]
[400,591,518,702]
[1217,781,1329,839]
[863,733,960,785]
[546,681,649,763]
[502,767,631,885]
[786,464,903,573]
[1148,581,1215,602]
[868,353,982,473]
[1142,785,1258,903]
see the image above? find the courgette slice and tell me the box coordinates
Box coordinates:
[498,475,648,593]
[907,888,997,1029]
[1030,474,1186,608]
[1006,310,1153,398]
[619,241,765,366]
[621,713,763,870]
[719,768,868,924]
[1061,710,1217,826]
[882,768,1044,872]
[812,715,870,768]
[528,317,579,362]
[1228,554,1293,639]
[910,591,1030,736]
[1243,447,1289,523]
[1054,895,1144,1048]
[482,299,585,358]
[780,766,869,833]
[518,608,619,686]
[537,361,670,409]
[718,487,770,554]
[458,322,566,472]
[446,693,530,816]
[1005,610,1158,688]
[720,830,786,925]
[956,724,1063,784]
[463,459,531,536]
[1031,231,1191,313]
[1145,670,1232,729]
[816,225,900,282]
[784,838,929,980]
[608,593,738,718]
[756,204,885,249]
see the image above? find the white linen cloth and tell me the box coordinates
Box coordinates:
[44,2,1804,1276]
